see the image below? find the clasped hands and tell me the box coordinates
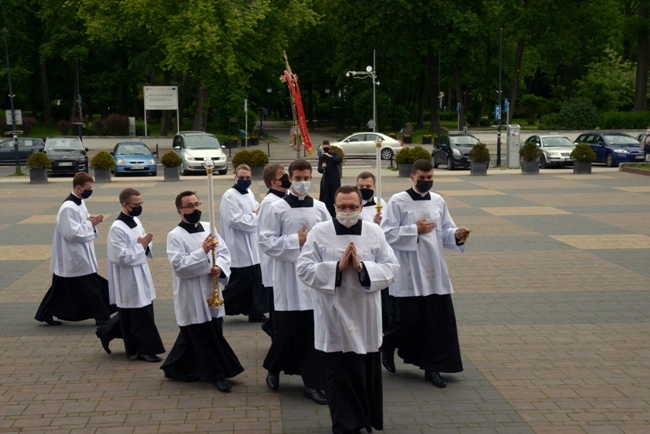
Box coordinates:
[338,242,363,274]
[137,232,153,248]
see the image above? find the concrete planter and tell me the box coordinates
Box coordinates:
[470,161,488,176]
[29,168,48,184]
[573,160,592,174]
[94,169,112,182]
[398,163,413,177]
[251,165,265,178]
[164,166,181,182]
[521,160,539,175]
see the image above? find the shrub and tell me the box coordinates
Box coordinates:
[90,150,116,170]
[557,101,598,130]
[539,113,561,130]
[104,114,129,135]
[597,111,650,129]
[250,149,269,166]
[329,145,345,162]
[161,151,182,167]
[519,141,541,161]
[570,143,596,162]
[25,152,52,169]
[92,118,108,136]
[468,143,490,162]
[231,150,253,167]
[57,119,72,135]
[21,116,37,134]
[395,146,431,164]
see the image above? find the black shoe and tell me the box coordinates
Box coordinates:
[214,377,231,392]
[381,347,396,373]
[248,314,268,323]
[95,319,109,327]
[44,316,62,326]
[266,372,279,391]
[136,354,162,363]
[424,371,447,388]
[303,387,327,405]
[95,329,111,355]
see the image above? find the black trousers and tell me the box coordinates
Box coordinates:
[97,304,165,358]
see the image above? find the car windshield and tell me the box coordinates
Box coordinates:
[604,135,639,146]
[184,135,221,150]
[541,137,573,148]
[449,136,479,146]
[45,139,83,151]
[116,144,151,155]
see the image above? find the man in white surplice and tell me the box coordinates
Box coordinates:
[297,185,399,434]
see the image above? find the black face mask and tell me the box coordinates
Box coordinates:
[360,188,374,201]
[127,205,142,217]
[184,209,202,224]
[81,189,93,199]
[416,180,433,193]
[322,147,330,153]
[279,173,292,189]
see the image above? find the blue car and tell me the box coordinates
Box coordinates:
[574,132,644,167]
[111,142,157,176]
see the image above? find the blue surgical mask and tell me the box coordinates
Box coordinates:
[81,189,93,199]
[236,179,252,190]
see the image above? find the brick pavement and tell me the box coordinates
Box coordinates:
[0,164,649,433]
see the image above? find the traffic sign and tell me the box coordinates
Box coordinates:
[495,105,501,120]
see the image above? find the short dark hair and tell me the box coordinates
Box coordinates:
[412,159,433,174]
[334,185,362,204]
[323,140,330,145]
[263,163,284,188]
[73,172,94,188]
[356,171,376,184]
[119,188,140,205]
[288,159,312,177]
[175,190,197,209]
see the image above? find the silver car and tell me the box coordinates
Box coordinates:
[172,131,228,175]
[320,132,403,160]
[524,134,575,168]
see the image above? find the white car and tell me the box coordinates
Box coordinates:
[320,132,403,160]
[172,131,228,175]
[523,134,576,168]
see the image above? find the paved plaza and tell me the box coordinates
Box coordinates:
[0,156,649,433]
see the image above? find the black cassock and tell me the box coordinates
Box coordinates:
[318,152,342,217]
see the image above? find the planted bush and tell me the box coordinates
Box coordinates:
[468,143,490,162]
[519,141,541,161]
[26,152,52,169]
[161,151,182,167]
[570,143,596,162]
[90,151,116,170]
[395,146,431,164]
[250,149,269,166]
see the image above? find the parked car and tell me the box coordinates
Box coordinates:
[43,136,89,175]
[111,142,157,176]
[0,137,45,164]
[318,132,402,160]
[172,131,228,175]
[573,132,644,167]
[432,134,480,170]
[523,134,575,168]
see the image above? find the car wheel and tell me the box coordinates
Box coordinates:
[151,171,157,176]
[540,155,547,169]
[218,168,227,175]
[433,155,439,168]
[380,148,393,160]
[180,163,189,176]
[605,153,617,167]
[447,157,455,170]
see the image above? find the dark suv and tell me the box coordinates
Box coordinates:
[432,134,481,170]
[44,136,89,174]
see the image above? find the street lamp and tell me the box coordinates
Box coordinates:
[3,27,21,175]
[346,50,378,133]
[260,85,272,138]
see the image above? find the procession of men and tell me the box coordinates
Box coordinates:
[33,156,470,434]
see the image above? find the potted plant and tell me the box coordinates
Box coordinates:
[519,141,541,175]
[25,151,51,184]
[161,151,182,181]
[468,142,490,176]
[90,150,115,182]
[248,135,259,146]
[395,146,431,177]
[232,149,269,177]
[403,133,413,144]
[422,134,432,145]
[224,136,238,149]
[329,145,345,178]
[570,142,596,174]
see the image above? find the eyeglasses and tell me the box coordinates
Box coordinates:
[179,202,202,210]
[128,202,143,207]
[335,205,360,212]
[237,176,252,181]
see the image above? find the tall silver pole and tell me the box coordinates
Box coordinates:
[496,28,503,166]
[3,28,21,175]
[372,49,377,133]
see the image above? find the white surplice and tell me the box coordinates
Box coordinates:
[359,197,386,223]
[257,190,284,287]
[297,220,399,353]
[219,187,260,267]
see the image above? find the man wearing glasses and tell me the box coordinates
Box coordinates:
[297,185,399,434]
[219,164,268,323]
[95,188,165,362]
[162,191,243,392]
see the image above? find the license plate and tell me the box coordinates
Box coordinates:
[59,162,73,166]
[635,155,644,160]
[130,165,144,170]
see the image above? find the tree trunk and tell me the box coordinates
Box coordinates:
[452,64,465,130]
[416,68,425,129]
[192,75,209,131]
[634,3,649,111]
[428,47,437,133]
[508,39,526,121]
[40,62,52,128]
[473,43,494,127]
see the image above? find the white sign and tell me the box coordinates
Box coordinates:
[143,86,178,110]
[5,110,22,125]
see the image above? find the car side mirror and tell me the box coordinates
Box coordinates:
[221,145,226,149]
[109,152,114,156]
[172,145,181,150]
[84,147,89,152]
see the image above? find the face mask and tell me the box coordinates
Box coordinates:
[279,173,292,189]
[184,209,202,224]
[336,211,360,228]
[236,179,252,190]
[323,146,330,153]
[81,189,93,199]
[292,180,311,196]
[360,188,374,201]
[416,180,433,193]
[127,205,142,217]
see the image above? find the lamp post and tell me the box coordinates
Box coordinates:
[260,85,271,138]
[346,49,378,133]
[3,27,21,175]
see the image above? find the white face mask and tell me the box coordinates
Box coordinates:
[336,211,360,228]
[292,180,311,196]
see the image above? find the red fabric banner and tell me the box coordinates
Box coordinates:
[283,70,313,156]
